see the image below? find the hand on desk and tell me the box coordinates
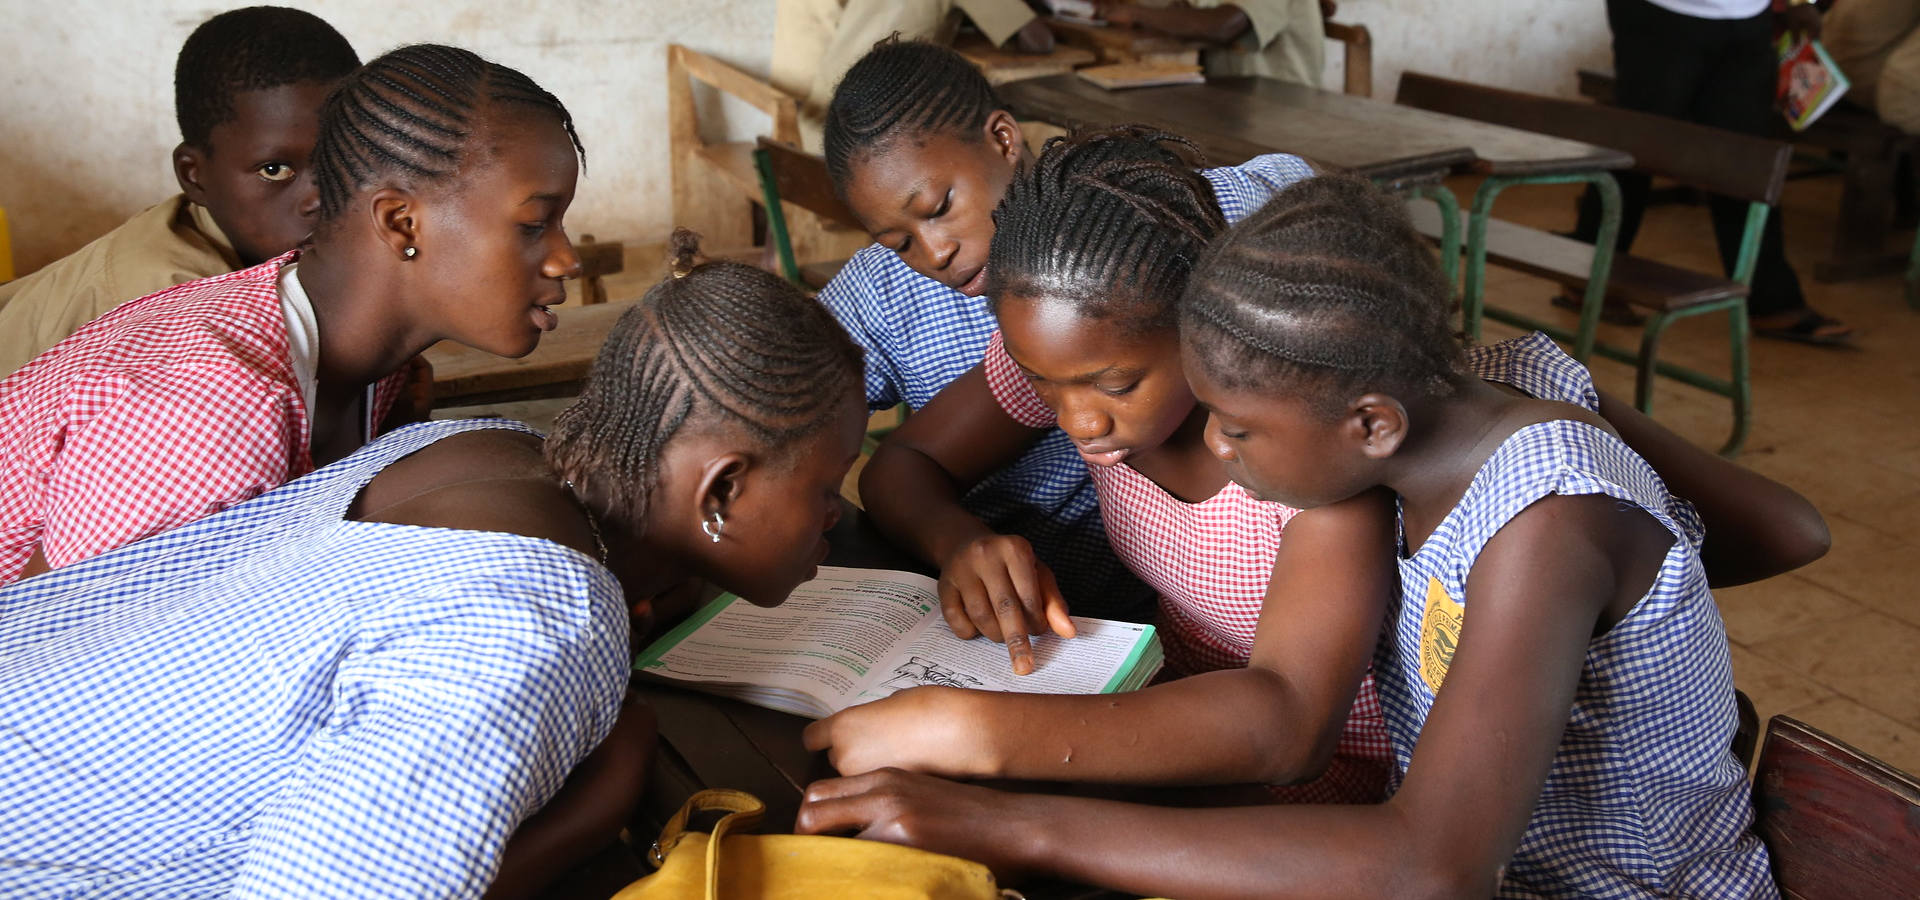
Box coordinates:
[938,533,1076,675]
[804,686,993,778]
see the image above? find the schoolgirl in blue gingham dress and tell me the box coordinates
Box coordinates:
[0,419,629,900]
[1375,333,1777,898]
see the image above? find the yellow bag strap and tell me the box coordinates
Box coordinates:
[646,789,767,900]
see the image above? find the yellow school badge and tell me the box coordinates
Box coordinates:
[1419,577,1464,692]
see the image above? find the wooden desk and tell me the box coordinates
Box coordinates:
[425,298,636,408]
[1000,74,1635,183]
[1043,16,1202,67]
[1000,73,1475,182]
[954,34,1096,86]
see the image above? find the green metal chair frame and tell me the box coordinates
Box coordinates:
[1456,168,1757,456]
[754,146,903,454]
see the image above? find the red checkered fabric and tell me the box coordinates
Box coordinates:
[0,253,402,585]
[983,330,1393,802]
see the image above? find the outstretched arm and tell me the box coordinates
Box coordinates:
[861,364,1068,672]
[805,490,1394,788]
[1597,389,1828,585]
[800,494,1663,898]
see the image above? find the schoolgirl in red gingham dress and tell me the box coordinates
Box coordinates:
[980,329,1394,803]
[0,254,404,585]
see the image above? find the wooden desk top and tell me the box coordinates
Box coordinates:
[954,34,1096,86]
[1043,16,1203,66]
[1000,74,1631,181]
[424,298,637,408]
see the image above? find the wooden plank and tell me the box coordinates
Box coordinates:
[1323,21,1372,98]
[670,44,795,118]
[1043,16,1201,66]
[954,34,1095,86]
[755,138,862,231]
[1396,71,1780,202]
[1753,715,1920,900]
[1405,202,1746,312]
[425,297,637,406]
[1000,74,1474,180]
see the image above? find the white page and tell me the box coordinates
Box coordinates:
[636,568,942,708]
[841,617,1154,710]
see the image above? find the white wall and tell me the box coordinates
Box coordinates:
[1,0,1609,274]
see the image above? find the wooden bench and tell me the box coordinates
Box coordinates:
[1751,715,1920,897]
[1577,68,1916,284]
[1398,72,1789,456]
[754,137,861,291]
[667,45,798,258]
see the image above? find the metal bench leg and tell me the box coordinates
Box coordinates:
[1723,301,1751,457]
[1634,310,1673,415]
[1410,184,1462,297]
[1465,172,1619,355]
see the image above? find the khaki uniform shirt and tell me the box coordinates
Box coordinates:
[1138,0,1325,87]
[0,196,238,377]
[771,0,1038,150]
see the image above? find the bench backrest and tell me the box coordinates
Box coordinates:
[1751,715,1920,899]
[754,137,863,232]
[1395,71,1790,206]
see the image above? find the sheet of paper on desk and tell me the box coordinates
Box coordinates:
[632,566,1163,719]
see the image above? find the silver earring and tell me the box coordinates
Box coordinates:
[403,246,418,259]
[701,511,725,543]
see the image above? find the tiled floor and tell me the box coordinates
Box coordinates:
[1459,171,1920,775]
[453,169,1919,776]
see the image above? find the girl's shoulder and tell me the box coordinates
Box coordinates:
[1203,152,1315,223]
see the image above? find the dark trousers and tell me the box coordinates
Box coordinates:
[1573,0,1806,316]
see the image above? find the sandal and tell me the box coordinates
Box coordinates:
[1550,289,1645,327]
[1753,310,1855,347]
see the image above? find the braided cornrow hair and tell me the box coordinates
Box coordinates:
[545,229,865,525]
[174,7,359,153]
[1179,173,1466,417]
[823,37,1006,194]
[309,44,584,220]
[986,124,1225,334]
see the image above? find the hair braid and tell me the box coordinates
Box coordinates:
[823,38,1006,193]
[1179,173,1466,416]
[986,124,1224,334]
[310,44,584,221]
[545,230,865,525]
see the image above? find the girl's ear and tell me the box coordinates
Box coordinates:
[1349,393,1410,459]
[369,188,420,262]
[693,451,753,527]
[984,109,1026,167]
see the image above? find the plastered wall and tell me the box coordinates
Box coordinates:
[0,0,1608,274]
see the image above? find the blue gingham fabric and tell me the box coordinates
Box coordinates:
[0,419,629,900]
[818,153,1316,620]
[1379,335,1775,898]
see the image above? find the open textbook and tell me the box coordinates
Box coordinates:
[633,566,1163,719]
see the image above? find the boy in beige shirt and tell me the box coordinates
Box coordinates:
[1098,0,1326,87]
[0,7,357,377]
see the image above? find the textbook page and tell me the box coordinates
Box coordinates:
[633,568,945,716]
[635,566,1162,718]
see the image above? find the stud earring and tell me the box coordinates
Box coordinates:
[403,246,418,259]
[701,511,725,543]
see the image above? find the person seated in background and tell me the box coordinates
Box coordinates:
[0,6,357,377]
[0,233,870,900]
[1094,0,1329,87]
[771,0,1055,149]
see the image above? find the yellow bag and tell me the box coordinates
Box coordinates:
[614,789,1022,900]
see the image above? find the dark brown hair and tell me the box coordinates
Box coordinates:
[545,230,865,523]
[1179,174,1465,416]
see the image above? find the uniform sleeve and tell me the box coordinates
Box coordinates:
[816,253,905,412]
[39,363,304,568]
[1205,0,1300,51]
[957,0,1039,47]
[980,330,1056,429]
[1207,152,1317,222]
[226,573,627,900]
